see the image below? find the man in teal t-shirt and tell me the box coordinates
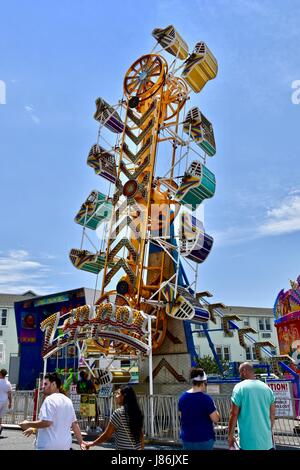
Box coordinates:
[228,362,275,450]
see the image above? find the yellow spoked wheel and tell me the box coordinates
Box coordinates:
[124,54,168,102]
[95,290,131,307]
[161,75,188,121]
[151,308,168,351]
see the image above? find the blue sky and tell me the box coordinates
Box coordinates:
[0,0,299,308]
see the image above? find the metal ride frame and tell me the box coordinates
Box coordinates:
[80,35,218,357]
[53,25,298,407]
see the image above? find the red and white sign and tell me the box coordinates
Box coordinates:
[267,381,294,417]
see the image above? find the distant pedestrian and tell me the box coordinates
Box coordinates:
[0,369,12,435]
[19,372,86,450]
[76,370,96,394]
[178,367,220,450]
[84,385,144,450]
[228,362,275,450]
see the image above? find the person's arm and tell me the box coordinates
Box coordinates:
[84,422,115,448]
[209,410,220,424]
[270,403,275,430]
[7,390,12,409]
[270,402,276,448]
[228,402,240,448]
[207,396,220,423]
[19,419,52,430]
[140,431,145,450]
[23,428,36,437]
[71,421,86,449]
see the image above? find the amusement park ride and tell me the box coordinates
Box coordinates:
[40,25,300,394]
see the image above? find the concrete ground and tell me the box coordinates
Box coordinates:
[0,426,180,450]
[1,425,298,451]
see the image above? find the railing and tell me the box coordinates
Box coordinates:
[213,396,300,449]
[2,391,35,424]
[139,395,180,442]
[3,392,300,449]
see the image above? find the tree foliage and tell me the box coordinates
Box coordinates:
[194,355,229,375]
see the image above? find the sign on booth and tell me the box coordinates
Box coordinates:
[267,381,294,417]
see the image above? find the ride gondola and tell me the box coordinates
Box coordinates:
[175,160,216,209]
[182,42,218,93]
[183,107,216,156]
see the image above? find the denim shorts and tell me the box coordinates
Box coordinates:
[182,439,215,450]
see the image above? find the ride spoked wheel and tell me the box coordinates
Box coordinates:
[161,75,188,121]
[151,308,167,351]
[95,290,131,307]
[124,54,168,102]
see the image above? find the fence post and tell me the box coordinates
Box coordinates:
[24,393,28,421]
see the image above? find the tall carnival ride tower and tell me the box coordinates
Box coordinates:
[39,27,298,395]
[70,25,218,392]
[67,26,220,392]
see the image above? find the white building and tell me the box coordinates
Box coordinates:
[193,306,278,364]
[0,292,36,378]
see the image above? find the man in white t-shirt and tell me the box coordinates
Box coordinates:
[0,369,12,435]
[19,372,86,450]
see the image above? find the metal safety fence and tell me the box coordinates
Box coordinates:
[2,391,35,424]
[3,391,300,449]
[212,396,300,449]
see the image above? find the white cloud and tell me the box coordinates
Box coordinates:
[289,189,300,196]
[8,249,29,259]
[258,195,300,236]
[0,250,54,295]
[0,285,53,295]
[39,253,56,260]
[212,226,258,247]
[25,104,40,125]
[212,193,300,247]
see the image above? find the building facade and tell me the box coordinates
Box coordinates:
[193,306,278,364]
[0,292,36,379]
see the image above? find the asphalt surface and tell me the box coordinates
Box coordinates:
[0,427,180,451]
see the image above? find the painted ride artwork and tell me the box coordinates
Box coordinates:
[274,276,300,370]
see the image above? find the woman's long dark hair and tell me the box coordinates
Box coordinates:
[121,386,144,443]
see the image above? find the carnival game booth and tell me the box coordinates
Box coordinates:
[272,277,300,415]
[14,288,97,389]
[274,278,300,366]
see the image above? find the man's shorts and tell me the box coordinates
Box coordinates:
[0,402,7,418]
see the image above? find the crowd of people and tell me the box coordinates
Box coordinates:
[178,362,275,451]
[0,362,276,451]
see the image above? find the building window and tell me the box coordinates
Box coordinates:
[0,343,4,363]
[258,317,272,332]
[1,309,7,326]
[0,330,2,336]
[245,347,257,361]
[243,317,250,327]
[246,347,251,361]
[265,318,271,331]
[216,346,231,361]
[216,346,222,360]
[262,332,271,338]
[223,346,230,361]
[197,331,206,338]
